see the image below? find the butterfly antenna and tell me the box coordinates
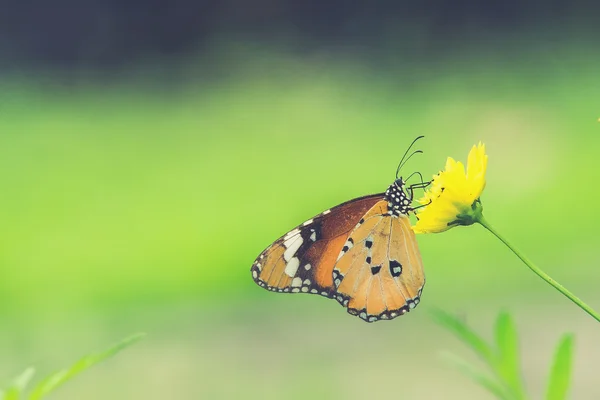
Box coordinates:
[396,151,422,179]
[397,150,423,178]
[405,171,425,184]
[396,136,424,179]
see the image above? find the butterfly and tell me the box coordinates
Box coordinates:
[251,137,429,322]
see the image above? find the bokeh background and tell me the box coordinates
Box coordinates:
[1,1,599,398]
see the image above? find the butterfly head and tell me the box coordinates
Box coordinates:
[385,178,411,215]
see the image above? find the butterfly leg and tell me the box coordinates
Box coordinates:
[410,198,432,213]
[407,179,432,202]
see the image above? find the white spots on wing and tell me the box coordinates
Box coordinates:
[252,270,258,279]
[283,234,299,250]
[255,262,262,271]
[302,219,314,226]
[283,228,301,241]
[304,263,311,271]
[310,231,317,241]
[284,257,300,277]
[287,276,313,293]
[322,209,331,215]
[283,236,303,262]
[332,269,344,287]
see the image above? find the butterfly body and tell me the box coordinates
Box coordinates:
[251,179,425,323]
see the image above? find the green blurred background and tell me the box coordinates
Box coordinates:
[1,2,600,398]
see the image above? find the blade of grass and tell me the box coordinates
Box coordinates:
[494,312,526,399]
[27,333,145,400]
[441,352,511,400]
[3,368,36,400]
[546,334,575,400]
[431,309,495,365]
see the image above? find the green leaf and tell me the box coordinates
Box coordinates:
[546,334,575,400]
[431,309,495,365]
[442,352,510,400]
[3,368,35,400]
[27,333,145,400]
[494,312,526,399]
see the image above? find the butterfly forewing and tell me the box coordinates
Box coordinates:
[251,195,384,296]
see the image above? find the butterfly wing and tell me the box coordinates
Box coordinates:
[251,194,384,297]
[332,199,425,322]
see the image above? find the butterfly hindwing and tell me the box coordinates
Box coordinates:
[251,194,384,297]
[389,210,425,300]
[332,199,425,322]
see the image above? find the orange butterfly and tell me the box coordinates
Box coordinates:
[251,137,429,322]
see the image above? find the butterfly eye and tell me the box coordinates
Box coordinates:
[394,178,404,187]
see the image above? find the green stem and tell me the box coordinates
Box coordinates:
[477,215,600,324]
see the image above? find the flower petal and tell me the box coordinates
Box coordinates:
[413,142,488,234]
[466,142,488,199]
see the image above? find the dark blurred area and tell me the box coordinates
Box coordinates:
[1,0,598,72]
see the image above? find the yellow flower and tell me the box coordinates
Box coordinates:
[413,142,488,234]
